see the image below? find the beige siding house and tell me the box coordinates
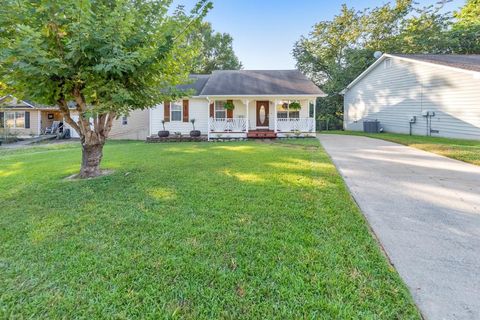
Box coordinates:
[343,54,480,140]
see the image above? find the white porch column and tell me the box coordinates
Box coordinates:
[312,99,316,132]
[244,99,249,133]
[207,97,211,141]
[37,111,41,136]
[274,100,278,133]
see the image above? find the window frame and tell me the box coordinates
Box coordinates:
[170,102,183,122]
[121,115,128,126]
[276,100,301,119]
[214,101,227,119]
[4,111,25,129]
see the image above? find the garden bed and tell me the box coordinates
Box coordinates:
[146,135,208,143]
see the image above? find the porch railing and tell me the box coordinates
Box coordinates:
[208,118,247,133]
[276,118,315,132]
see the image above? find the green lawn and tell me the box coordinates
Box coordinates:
[323,130,480,166]
[0,139,419,319]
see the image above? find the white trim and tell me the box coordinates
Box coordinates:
[198,94,326,98]
[170,101,183,122]
[4,110,26,129]
[344,53,480,92]
[37,111,41,135]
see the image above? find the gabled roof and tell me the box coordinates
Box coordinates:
[344,53,480,92]
[0,95,36,108]
[179,70,325,97]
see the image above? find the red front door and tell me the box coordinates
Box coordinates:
[256,101,269,127]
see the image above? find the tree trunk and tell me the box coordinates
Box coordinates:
[79,143,104,178]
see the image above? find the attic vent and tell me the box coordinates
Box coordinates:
[384,58,392,69]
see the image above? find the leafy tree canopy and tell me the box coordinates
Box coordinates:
[190,22,242,74]
[0,0,212,177]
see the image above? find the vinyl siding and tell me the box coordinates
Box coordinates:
[109,109,149,140]
[344,58,480,140]
[1,109,41,137]
[150,98,311,135]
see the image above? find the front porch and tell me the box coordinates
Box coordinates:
[207,98,316,140]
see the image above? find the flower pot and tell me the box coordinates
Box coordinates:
[190,130,201,137]
[158,130,169,137]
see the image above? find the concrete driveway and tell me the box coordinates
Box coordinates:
[318,134,480,320]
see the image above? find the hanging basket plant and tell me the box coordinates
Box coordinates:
[288,101,301,110]
[223,101,235,110]
[282,102,289,110]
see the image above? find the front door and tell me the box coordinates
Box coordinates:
[256,101,269,127]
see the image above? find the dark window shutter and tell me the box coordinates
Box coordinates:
[25,111,30,128]
[182,100,189,122]
[0,112,4,128]
[164,101,170,122]
[227,100,233,119]
[209,102,214,118]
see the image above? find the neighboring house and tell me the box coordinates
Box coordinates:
[343,54,480,140]
[150,70,325,139]
[0,95,149,140]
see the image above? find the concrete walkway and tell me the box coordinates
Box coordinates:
[318,134,480,320]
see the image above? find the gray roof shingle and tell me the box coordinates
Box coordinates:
[199,70,324,96]
[392,54,480,73]
[176,74,211,95]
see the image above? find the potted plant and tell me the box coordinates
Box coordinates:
[288,101,301,110]
[190,119,201,137]
[223,101,235,111]
[158,120,169,137]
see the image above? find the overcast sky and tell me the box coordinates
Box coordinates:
[172,0,466,70]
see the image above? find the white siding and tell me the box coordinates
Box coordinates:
[344,58,480,140]
[150,98,209,135]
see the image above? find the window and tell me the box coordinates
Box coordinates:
[122,116,128,125]
[4,111,25,128]
[171,103,182,121]
[276,101,300,119]
[215,101,227,119]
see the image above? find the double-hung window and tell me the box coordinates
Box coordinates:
[215,101,227,119]
[5,111,25,128]
[276,101,300,119]
[170,102,182,122]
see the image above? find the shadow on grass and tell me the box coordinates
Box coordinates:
[0,140,420,319]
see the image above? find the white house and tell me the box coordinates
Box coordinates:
[150,70,325,139]
[343,54,480,140]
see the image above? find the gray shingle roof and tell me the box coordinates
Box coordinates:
[200,70,324,96]
[176,74,211,95]
[177,70,324,96]
[393,54,480,73]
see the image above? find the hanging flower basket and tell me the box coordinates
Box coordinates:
[288,101,301,110]
[223,101,235,110]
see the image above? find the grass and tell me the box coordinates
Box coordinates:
[0,139,419,319]
[322,130,480,166]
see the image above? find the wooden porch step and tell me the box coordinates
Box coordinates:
[247,130,277,139]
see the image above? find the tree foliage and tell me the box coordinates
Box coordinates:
[293,0,479,123]
[0,0,211,177]
[190,22,242,74]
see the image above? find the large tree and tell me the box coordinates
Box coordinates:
[0,0,211,178]
[190,22,242,74]
[293,0,475,126]
[450,0,480,53]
